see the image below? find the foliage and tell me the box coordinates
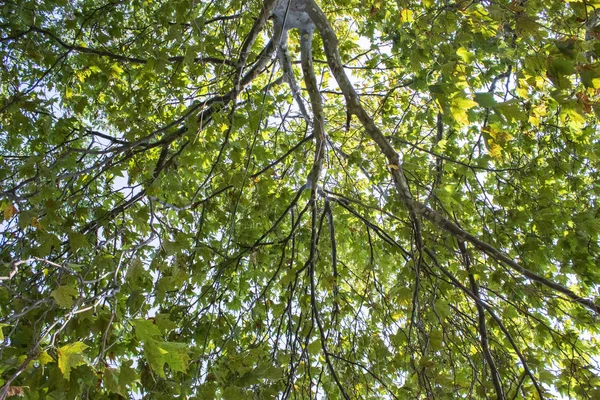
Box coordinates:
[1,0,600,398]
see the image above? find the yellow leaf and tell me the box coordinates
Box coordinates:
[450,97,478,125]
[456,47,474,63]
[400,9,414,23]
[75,71,86,83]
[0,323,8,340]
[450,107,469,125]
[488,141,503,159]
[39,351,54,365]
[451,97,478,110]
[110,63,124,78]
[3,204,17,221]
[58,342,89,380]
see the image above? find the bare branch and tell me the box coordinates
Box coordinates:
[459,241,505,400]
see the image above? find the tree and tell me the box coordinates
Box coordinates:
[1,0,600,398]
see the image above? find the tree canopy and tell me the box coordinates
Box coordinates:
[1,0,600,398]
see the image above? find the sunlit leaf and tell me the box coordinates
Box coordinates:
[57,342,89,380]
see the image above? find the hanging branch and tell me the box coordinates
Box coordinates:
[459,241,505,400]
[426,248,544,399]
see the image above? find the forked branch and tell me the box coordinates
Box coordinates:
[300,0,599,317]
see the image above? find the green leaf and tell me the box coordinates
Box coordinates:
[104,361,138,396]
[50,285,79,308]
[132,319,162,342]
[144,340,189,377]
[474,92,497,108]
[104,367,124,396]
[550,58,576,76]
[119,360,139,387]
[222,386,245,400]
[579,66,600,89]
[68,232,87,252]
[496,100,527,122]
[39,351,54,365]
[457,47,475,63]
[254,364,283,380]
[154,313,177,333]
[308,340,321,355]
[451,97,478,110]
[4,1,600,398]
[126,258,149,289]
[434,299,450,318]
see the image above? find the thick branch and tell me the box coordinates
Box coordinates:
[300,30,324,188]
[234,0,279,89]
[278,30,311,123]
[416,203,600,314]
[300,21,347,398]
[304,0,422,250]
